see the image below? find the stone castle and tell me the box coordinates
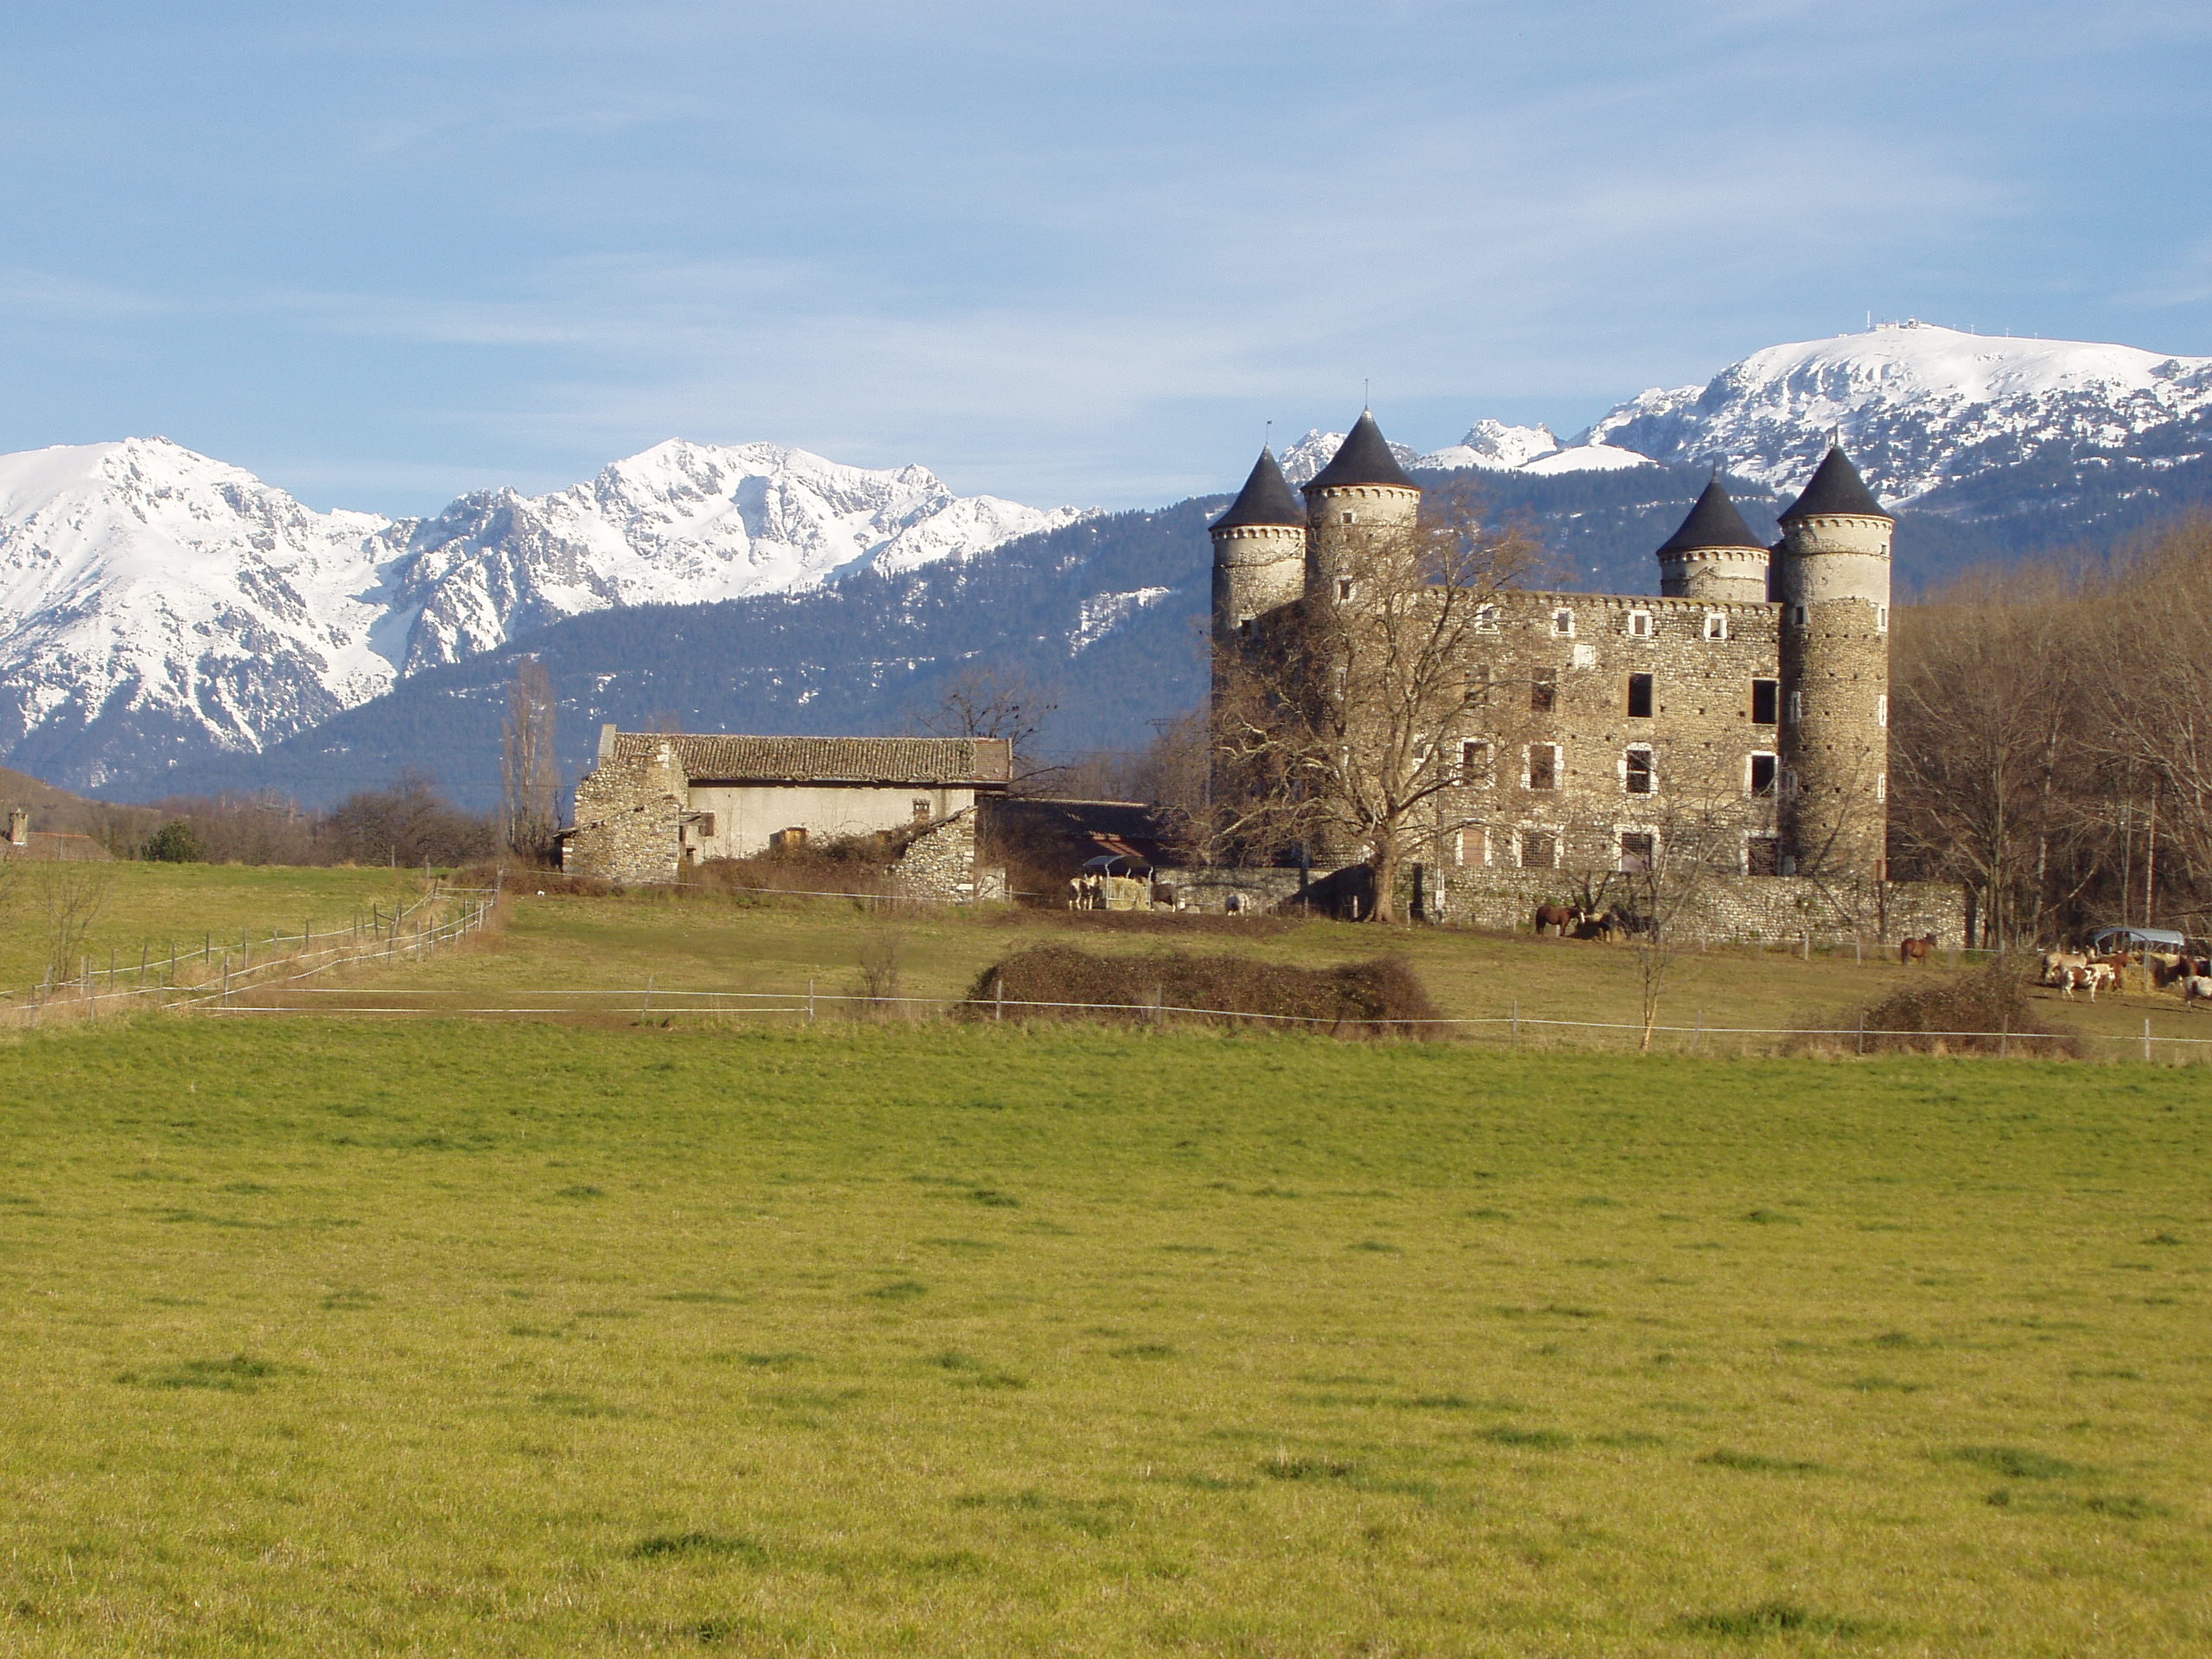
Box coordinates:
[1203,413,1956,940]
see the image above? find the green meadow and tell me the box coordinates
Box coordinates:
[0,1016,2204,1655]
[0,863,427,999]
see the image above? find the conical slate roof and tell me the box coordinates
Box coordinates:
[1211,448,1306,531]
[1656,477,1766,555]
[1304,410,1416,493]
[1780,445,1891,520]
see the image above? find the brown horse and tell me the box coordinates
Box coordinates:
[1898,932,1936,965]
[1534,903,1573,938]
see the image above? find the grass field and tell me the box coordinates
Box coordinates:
[323,885,2212,1057]
[0,863,433,1001]
[1,1013,2205,1655]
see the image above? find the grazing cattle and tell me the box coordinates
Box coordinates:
[1533,903,1573,938]
[1899,933,1936,965]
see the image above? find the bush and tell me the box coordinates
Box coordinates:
[958,945,1442,1038]
[1811,961,2082,1058]
[142,820,204,863]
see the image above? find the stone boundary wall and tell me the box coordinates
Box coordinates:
[1166,861,1964,946]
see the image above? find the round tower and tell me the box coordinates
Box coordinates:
[1300,410,1421,605]
[1776,444,1893,881]
[1209,447,1307,646]
[1655,476,1770,602]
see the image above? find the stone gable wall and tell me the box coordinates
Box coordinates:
[893,807,998,902]
[564,743,689,884]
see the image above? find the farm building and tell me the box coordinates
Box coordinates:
[563,728,1012,896]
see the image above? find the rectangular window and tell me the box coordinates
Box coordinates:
[1463,663,1491,704]
[1876,693,1889,728]
[1529,667,1557,714]
[1624,747,1654,794]
[1751,679,1778,724]
[1790,604,1808,627]
[1619,832,1654,873]
[1474,603,1501,633]
[1626,609,1653,639]
[1877,772,1887,803]
[1551,608,1576,637]
[1455,827,1487,867]
[1460,741,1492,785]
[912,798,933,822]
[1236,614,1254,639]
[693,812,717,839]
[1876,605,1890,633]
[1788,689,1803,724]
[1337,578,1354,601]
[1528,744,1559,791]
[1704,612,1728,640]
[1749,753,1777,797]
[1627,672,1654,717]
[1519,830,1558,869]
[1745,835,1782,877]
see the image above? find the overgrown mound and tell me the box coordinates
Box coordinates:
[1815,961,2082,1058]
[690,833,910,902]
[961,945,1440,1038]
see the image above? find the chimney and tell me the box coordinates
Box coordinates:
[7,809,26,848]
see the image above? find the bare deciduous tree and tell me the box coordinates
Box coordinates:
[921,665,1060,790]
[1600,747,1748,1050]
[33,861,112,989]
[500,657,563,865]
[1208,484,1544,922]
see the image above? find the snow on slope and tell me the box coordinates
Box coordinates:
[394,441,1085,671]
[0,436,1087,786]
[1516,442,1657,475]
[1416,419,1560,471]
[1581,322,2212,502]
[0,439,410,783]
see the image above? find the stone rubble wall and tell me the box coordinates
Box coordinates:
[564,744,690,885]
[894,808,996,903]
[1164,860,1964,946]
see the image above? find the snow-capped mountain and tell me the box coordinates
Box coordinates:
[1416,418,1560,471]
[1277,427,1424,486]
[394,440,1084,671]
[0,437,1084,787]
[1580,322,2212,504]
[0,439,411,785]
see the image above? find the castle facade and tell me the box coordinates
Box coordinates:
[1209,413,1895,887]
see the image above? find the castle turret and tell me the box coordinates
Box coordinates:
[1300,410,1421,603]
[1656,476,1769,602]
[1210,448,1306,645]
[1776,445,1893,880]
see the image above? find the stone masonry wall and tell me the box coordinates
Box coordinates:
[894,808,997,903]
[564,742,689,884]
[1166,860,1963,946]
[1438,589,1789,873]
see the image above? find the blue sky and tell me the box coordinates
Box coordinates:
[2,1,2207,514]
